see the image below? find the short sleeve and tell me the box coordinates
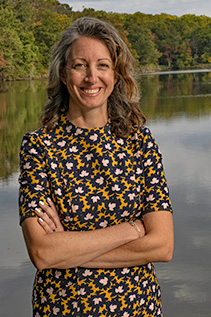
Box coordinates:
[140,128,173,215]
[18,132,51,225]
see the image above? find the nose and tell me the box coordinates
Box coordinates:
[84,65,98,84]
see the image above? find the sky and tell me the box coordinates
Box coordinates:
[59,0,211,17]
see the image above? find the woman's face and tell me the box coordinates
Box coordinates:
[63,36,116,117]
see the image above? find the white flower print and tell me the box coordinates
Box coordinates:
[75,128,83,135]
[84,213,94,220]
[128,193,135,200]
[105,143,111,150]
[157,162,162,169]
[72,302,77,308]
[34,184,44,191]
[142,280,148,288]
[28,200,36,208]
[130,175,136,181]
[147,141,153,148]
[69,146,78,153]
[46,287,54,295]
[21,139,27,146]
[134,276,139,282]
[55,270,62,278]
[129,294,136,301]
[122,312,130,317]
[115,168,123,175]
[151,177,159,184]
[108,203,116,211]
[83,269,93,277]
[80,170,89,177]
[93,298,102,305]
[90,133,98,141]
[140,298,145,305]
[51,162,57,170]
[102,159,109,166]
[53,306,60,315]
[77,288,86,295]
[66,162,73,170]
[117,139,124,145]
[41,297,47,303]
[57,140,66,147]
[23,162,31,169]
[96,177,104,185]
[66,126,72,133]
[162,202,169,209]
[134,151,140,158]
[55,188,62,196]
[85,153,93,161]
[91,196,100,203]
[136,168,142,175]
[149,302,154,311]
[146,194,155,202]
[110,304,117,312]
[44,140,51,146]
[144,159,153,167]
[112,184,120,191]
[72,204,79,213]
[75,187,84,194]
[39,172,47,178]
[115,285,124,293]
[38,277,43,283]
[59,289,67,297]
[164,186,169,193]
[121,268,130,274]
[29,148,38,154]
[99,277,108,285]
[99,220,108,228]
[117,153,126,159]
[35,313,40,317]
[121,210,130,217]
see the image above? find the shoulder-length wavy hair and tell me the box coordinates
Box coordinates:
[41,16,146,137]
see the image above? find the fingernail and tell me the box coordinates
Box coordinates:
[39,218,43,222]
[47,197,51,202]
[35,207,41,213]
[39,201,45,205]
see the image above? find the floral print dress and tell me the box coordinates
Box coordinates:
[19,114,172,317]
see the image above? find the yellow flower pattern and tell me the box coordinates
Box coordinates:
[19,114,172,316]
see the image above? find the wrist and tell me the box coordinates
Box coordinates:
[129,221,142,238]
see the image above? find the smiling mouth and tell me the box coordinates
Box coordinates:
[81,88,101,95]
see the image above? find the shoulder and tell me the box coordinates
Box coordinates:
[131,125,158,150]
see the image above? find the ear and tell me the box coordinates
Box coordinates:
[60,69,67,85]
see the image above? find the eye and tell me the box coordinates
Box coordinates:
[98,63,110,70]
[73,63,87,70]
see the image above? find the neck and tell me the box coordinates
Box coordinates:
[67,109,108,129]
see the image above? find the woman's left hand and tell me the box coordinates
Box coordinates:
[35,198,64,234]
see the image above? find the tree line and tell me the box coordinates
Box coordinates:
[1,0,211,80]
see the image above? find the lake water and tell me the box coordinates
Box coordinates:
[0,71,211,316]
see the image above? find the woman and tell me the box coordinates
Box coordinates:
[19,17,174,317]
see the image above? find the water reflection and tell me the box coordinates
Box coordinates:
[0,73,211,316]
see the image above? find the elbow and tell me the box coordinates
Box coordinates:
[29,247,50,270]
[161,243,174,262]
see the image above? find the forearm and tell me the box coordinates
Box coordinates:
[22,218,139,270]
[81,212,174,269]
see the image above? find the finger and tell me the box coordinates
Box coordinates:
[35,207,57,232]
[47,197,57,212]
[38,217,54,234]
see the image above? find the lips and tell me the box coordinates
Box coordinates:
[81,88,102,95]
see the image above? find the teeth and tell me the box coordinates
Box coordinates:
[83,89,99,94]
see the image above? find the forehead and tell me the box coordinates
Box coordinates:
[68,36,112,61]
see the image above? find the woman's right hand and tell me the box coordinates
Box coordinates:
[34,197,64,234]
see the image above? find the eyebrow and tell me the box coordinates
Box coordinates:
[72,58,112,63]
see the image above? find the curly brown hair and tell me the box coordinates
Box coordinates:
[41,17,145,137]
